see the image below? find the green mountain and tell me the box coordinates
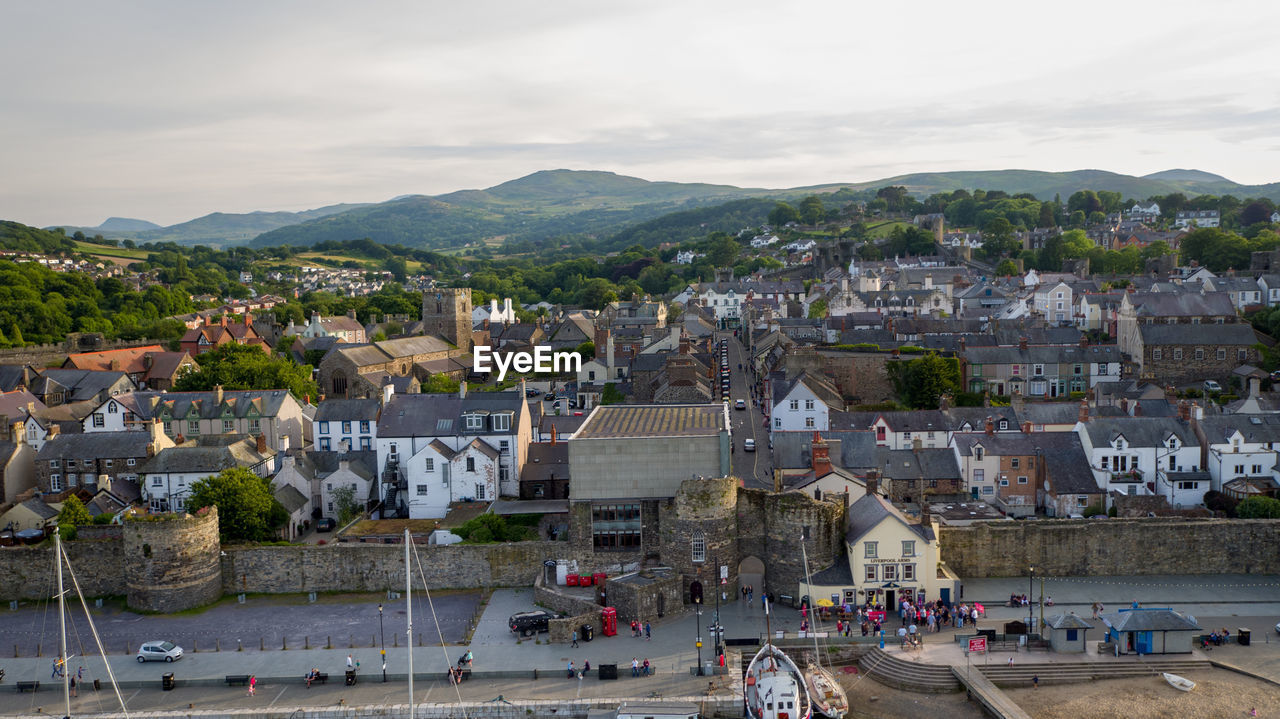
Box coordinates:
[97,217,161,232]
[251,170,769,249]
[52,203,370,248]
[0,220,77,254]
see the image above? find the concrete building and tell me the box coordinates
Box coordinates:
[1100,608,1200,655]
[1045,613,1094,653]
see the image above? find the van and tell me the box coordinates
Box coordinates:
[509,610,556,637]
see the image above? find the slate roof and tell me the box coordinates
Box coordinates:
[115,389,294,421]
[951,431,1098,494]
[771,371,844,410]
[878,448,960,481]
[274,484,309,513]
[63,345,164,373]
[942,407,1019,431]
[1137,323,1259,346]
[1196,414,1280,443]
[0,389,45,419]
[963,344,1121,365]
[314,398,381,422]
[1079,417,1196,449]
[301,450,376,480]
[521,442,570,482]
[1046,614,1094,630]
[771,430,879,471]
[137,437,273,475]
[809,557,854,585]
[0,366,38,392]
[36,431,156,461]
[845,492,935,544]
[1014,403,1085,425]
[377,391,525,438]
[1101,609,1200,632]
[20,498,58,520]
[1126,291,1236,317]
[33,370,133,402]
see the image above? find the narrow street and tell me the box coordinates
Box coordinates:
[721,330,773,489]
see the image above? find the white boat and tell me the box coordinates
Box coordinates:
[745,643,812,719]
[800,537,849,719]
[1162,672,1195,692]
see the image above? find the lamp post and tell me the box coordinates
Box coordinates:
[1028,566,1035,634]
[694,589,703,675]
[378,603,387,682]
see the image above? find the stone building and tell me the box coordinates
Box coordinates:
[1133,323,1263,385]
[35,420,173,493]
[421,288,473,353]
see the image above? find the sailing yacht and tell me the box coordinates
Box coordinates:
[800,540,849,719]
[744,599,811,719]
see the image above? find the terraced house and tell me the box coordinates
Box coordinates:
[961,339,1123,398]
[84,387,305,453]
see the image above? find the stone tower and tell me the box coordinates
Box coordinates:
[124,507,222,613]
[421,288,473,352]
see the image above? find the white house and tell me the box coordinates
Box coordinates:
[314,398,380,452]
[1256,275,1280,307]
[674,250,704,265]
[750,234,780,248]
[473,298,518,326]
[768,372,844,436]
[1074,415,1203,506]
[1194,414,1280,496]
[375,386,533,519]
[1126,202,1161,222]
[137,435,277,513]
[1032,281,1074,325]
[1174,210,1220,229]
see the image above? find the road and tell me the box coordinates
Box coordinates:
[722,330,772,489]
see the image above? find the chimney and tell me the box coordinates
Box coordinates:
[1177,400,1191,422]
[347,309,357,320]
[920,495,932,527]
[938,392,951,411]
[1022,421,1032,434]
[220,314,227,327]
[1078,399,1089,423]
[811,431,832,477]
[912,435,922,453]
[110,358,121,371]
[214,384,224,405]
[1019,336,1028,351]
[146,442,156,457]
[256,433,268,454]
[278,434,291,454]
[679,335,690,355]
[1249,376,1261,399]
[1133,400,1143,417]
[550,425,558,445]
[482,318,490,330]
[983,391,991,408]
[382,383,394,406]
[11,421,23,445]
[1120,397,1129,414]
[865,469,878,497]
[985,417,994,435]
[143,353,154,369]
[244,312,252,327]
[1079,334,1088,349]
[959,336,966,351]
[459,380,467,399]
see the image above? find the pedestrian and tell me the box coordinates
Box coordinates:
[583,660,591,674]
[567,660,575,679]
[70,675,77,697]
[836,619,843,635]
[247,675,257,696]
[632,658,639,677]
[1008,657,1014,668]
[643,658,651,676]
[347,654,354,670]
[644,622,651,640]
[572,629,579,648]
[51,659,61,679]
[1032,675,1039,690]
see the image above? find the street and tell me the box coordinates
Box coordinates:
[722,330,773,489]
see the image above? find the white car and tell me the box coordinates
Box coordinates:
[136,640,183,663]
[735,399,746,410]
[1203,380,1222,392]
[743,438,756,452]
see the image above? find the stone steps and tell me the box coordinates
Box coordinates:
[858,648,961,693]
[977,659,1212,688]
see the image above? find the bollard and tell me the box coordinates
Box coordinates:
[260,637,265,651]
[13,644,17,658]
[418,633,423,647]
[305,637,310,650]
[193,640,197,653]
[393,634,398,648]
[349,635,353,649]
[36,642,41,657]
[283,637,287,651]
[372,634,376,648]
[327,636,332,650]
[238,639,243,652]
[216,639,220,652]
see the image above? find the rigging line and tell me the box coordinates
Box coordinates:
[62,548,131,719]
[410,541,469,718]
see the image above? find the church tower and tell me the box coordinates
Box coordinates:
[421,288,473,352]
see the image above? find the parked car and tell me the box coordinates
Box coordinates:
[509,610,556,637]
[525,388,542,397]
[743,438,756,452]
[735,399,746,410]
[1203,380,1222,392]
[316,517,337,532]
[544,392,556,401]
[136,640,183,663]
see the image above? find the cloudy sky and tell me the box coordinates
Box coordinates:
[3,0,1279,227]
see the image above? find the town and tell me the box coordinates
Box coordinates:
[0,184,1278,718]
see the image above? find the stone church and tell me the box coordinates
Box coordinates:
[318,288,474,399]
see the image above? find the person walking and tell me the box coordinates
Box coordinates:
[644,622,651,640]
[632,658,639,677]
[69,675,77,698]
[347,654,354,670]
[572,629,579,648]
[247,675,257,696]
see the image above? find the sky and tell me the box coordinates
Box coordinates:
[3,0,1280,228]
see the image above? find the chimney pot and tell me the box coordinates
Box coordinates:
[1078,399,1089,423]
[865,470,879,497]
[256,434,268,454]
[985,417,994,435]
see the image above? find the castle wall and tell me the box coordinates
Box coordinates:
[125,508,223,613]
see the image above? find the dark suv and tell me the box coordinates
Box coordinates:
[509,609,556,637]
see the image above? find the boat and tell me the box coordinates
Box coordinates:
[1163,672,1195,692]
[800,537,849,719]
[745,643,812,719]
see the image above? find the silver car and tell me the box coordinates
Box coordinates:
[136,640,183,663]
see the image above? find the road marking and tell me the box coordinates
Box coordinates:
[269,687,287,706]
[125,688,141,705]
[422,683,433,701]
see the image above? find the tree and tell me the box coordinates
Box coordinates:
[995,259,1019,277]
[331,485,362,525]
[57,495,94,539]
[1067,190,1103,215]
[798,195,827,225]
[886,353,960,409]
[768,202,800,226]
[1037,202,1056,228]
[186,467,285,542]
[601,383,624,405]
[705,233,739,267]
[575,341,595,361]
[1141,240,1172,260]
[1059,229,1095,259]
[1241,200,1275,227]
[1235,496,1280,518]
[173,343,319,400]
[876,186,911,213]
[422,374,460,393]
[808,299,828,319]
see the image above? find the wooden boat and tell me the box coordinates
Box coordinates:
[804,663,848,719]
[745,643,813,719]
[1162,672,1195,692]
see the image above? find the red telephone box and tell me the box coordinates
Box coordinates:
[602,607,617,636]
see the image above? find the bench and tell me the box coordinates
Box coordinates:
[1027,639,1051,651]
[16,681,39,693]
[225,675,251,687]
[987,640,1021,652]
[305,672,329,686]
[447,668,472,683]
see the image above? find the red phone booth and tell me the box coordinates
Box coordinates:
[602,607,617,637]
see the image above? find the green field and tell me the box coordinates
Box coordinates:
[73,240,149,259]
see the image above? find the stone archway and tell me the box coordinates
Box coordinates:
[738,555,765,596]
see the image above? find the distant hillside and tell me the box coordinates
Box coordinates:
[1143,169,1233,184]
[251,170,767,250]
[0,220,77,255]
[98,217,161,232]
[606,197,778,250]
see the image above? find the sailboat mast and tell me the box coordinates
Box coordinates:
[800,534,820,659]
[405,528,414,719]
[56,532,71,716]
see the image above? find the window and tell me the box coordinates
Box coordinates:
[1012,365,1020,376]
[903,564,915,581]
[588,370,595,381]
[475,483,486,500]
[974,447,984,461]
[249,418,260,433]
[882,564,897,581]
[1239,349,1248,361]
[902,540,915,557]
[973,468,985,483]
[152,477,163,487]
[465,414,484,432]
[1017,476,1028,484]
[1011,458,1020,469]
[1000,478,1010,486]
[1073,364,1083,375]
[328,502,334,512]
[805,417,815,428]
[359,437,371,451]
[107,402,117,414]
[865,565,877,582]
[1217,348,1227,361]
[466,457,476,472]
[1176,481,1199,490]
[188,419,200,435]
[92,414,105,428]
[127,458,136,466]
[360,421,370,433]
[864,541,878,558]
[775,418,782,429]
[691,530,706,563]
[1066,629,1078,641]
[983,486,994,495]
[50,459,60,469]
[999,420,1008,430]
[319,438,331,451]
[492,413,512,432]
[790,400,799,410]
[390,443,398,457]
[1194,348,1204,360]
[104,459,112,467]
[50,474,62,491]
[1033,364,1044,376]
[318,421,330,434]
[1252,464,1263,474]
[805,399,814,410]
[66,459,76,468]
[222,419,234,433]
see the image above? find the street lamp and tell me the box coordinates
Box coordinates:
[694,581,703,675]
[378,603,387,683]
[1028,566,1035,635]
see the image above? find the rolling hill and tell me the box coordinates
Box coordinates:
[51,203,371,248]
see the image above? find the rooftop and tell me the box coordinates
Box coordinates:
[573,404,726,440]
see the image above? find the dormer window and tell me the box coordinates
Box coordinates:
[464,413,484,432]
[1116,439,1126,450]
[491,412,512,432]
